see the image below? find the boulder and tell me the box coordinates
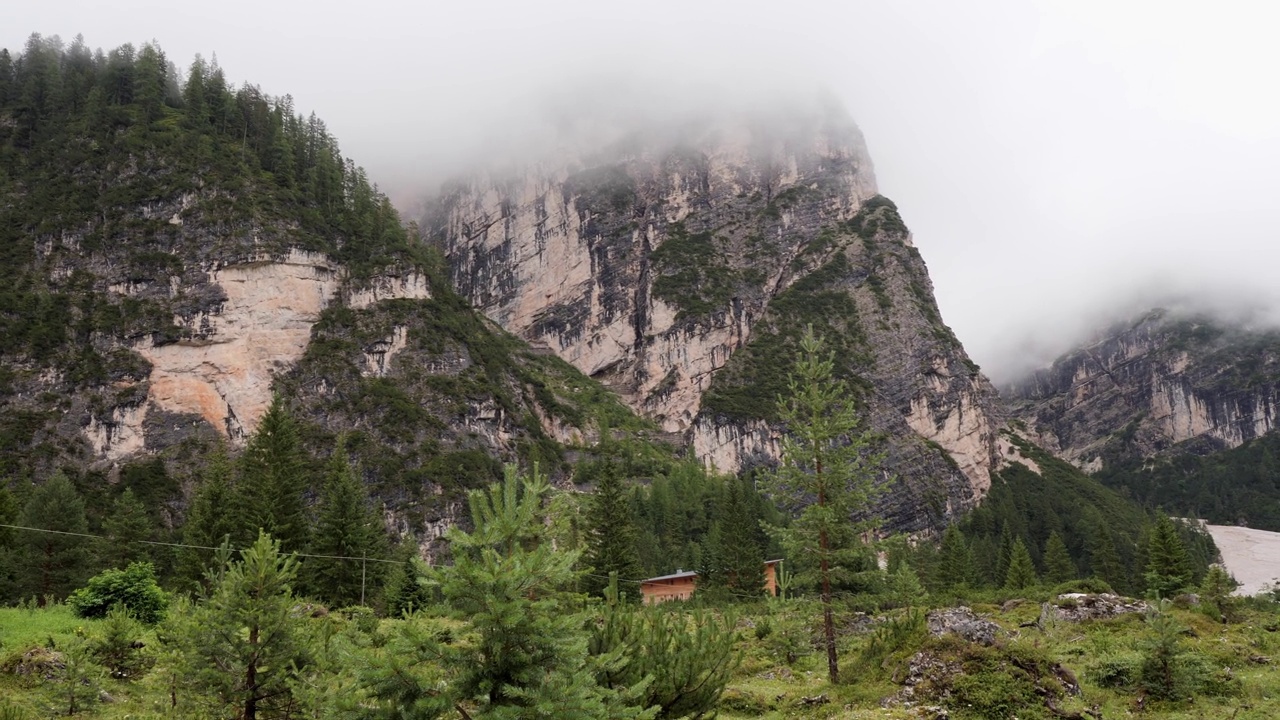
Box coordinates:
[926,606,1000,646]
[1041,593,1149,623]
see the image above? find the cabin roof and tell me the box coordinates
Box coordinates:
[641,559,783,585]
[640,570,699,583]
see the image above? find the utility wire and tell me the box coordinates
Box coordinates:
[0,523,402,565]
[2,524,824,602]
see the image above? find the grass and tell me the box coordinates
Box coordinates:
[3,595,1280,717]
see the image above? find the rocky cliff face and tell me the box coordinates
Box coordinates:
[433,103,1003,530]
[0,183,650,542]
[1006,309,1280,468]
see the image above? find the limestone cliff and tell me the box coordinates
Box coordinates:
[433,103,1002,530]
[1006,309,1280,468]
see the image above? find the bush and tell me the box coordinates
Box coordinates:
[67,562,169,624]
[1051,577,1114,596]
[90,604,150,679]
[1088,651,1142,688]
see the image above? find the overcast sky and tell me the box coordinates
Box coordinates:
[7,0,1280,383]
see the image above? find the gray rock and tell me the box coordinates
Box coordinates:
[1040,593,1150,623]
[926,606,1001,645]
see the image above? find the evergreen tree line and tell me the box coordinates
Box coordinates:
[1097,430,1280,532]
[899,513,1214,600]
[0,397,395,610]
[10,467,743,720]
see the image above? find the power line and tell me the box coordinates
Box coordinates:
[0,523,401,565]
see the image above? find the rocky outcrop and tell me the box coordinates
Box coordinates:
[86,252,433,455]
[435,102,1002,530]
[1040,594,1149,623]
[926,606,1001,645]
[1006,309,1280,468]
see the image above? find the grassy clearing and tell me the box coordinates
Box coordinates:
[2,596,1280,718]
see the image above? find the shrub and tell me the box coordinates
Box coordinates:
[762,614,813,666]
[67,562,169,624]
[1051,577,1114,596]
[90,604,150,679]
[1088,651,1142,688]
[340,605,380,636]
[1138,603,1205,700]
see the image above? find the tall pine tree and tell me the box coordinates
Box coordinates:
[18,473,91,602]
[305,440,388,607]
[711,477,766,596]
[177,446,239,590]
[582,460,644,598]
[98,488,152,569]
[764,326,884,685]
[1043,531,1076,584]
[235,397,310,554]
[1143,515,1194,599]
[937,524,973,591]
[1003,537,1038,591]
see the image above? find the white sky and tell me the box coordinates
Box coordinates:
[7,0,1280,382]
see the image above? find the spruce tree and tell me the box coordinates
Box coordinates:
[711,477,766,596]
[995,526,1014,587]
[582,460,644,598]
[305,441,388,607]
[236,397,310,554]
[177,445,239,590]
[98,488,152,569]
[1086,522,1126,591]
[169,532,311,719]
[1144,515,1194,599]
[383,537,431,616]
[18,473,91,602]
[366,465,648,718]
[0,485,19,601]
[937,524,973,591]
[1043,531,1076,585]
[764,326,884,685]
[1003,537,1037,591]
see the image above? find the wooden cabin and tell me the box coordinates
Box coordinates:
[640,559,783,605]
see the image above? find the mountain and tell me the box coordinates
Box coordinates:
[0,35,661,539]
[1006,308,1280,468]
[1006,308,1280,529]
[430,100,1003,531]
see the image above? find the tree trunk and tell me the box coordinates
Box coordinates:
[820,527,837,684]
[244,623,259,720]
[816,456,838,684]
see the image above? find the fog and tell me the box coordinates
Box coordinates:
[7,0,1280,383]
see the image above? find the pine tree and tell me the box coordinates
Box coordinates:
[305,441,388,607]
[764,326,884,685]
[937,524,973,591]
[1043,531,1076,585]
[1198,565,1238,622]
[18,473,91,602]
[1144,515,1194,599]
[169,532,311,719]
[1086,522,1126,591]
[0,485,19,601]
[713,477,766,596]
[995,526,1014,587]
[590,578,739,718]
[1003,537,1038,591]
[235,397,310,554]
[383,537,431,616]
[366,465,648,718]
[582,460,644,598]
[98,488,152,569]
[177,445,239,590]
